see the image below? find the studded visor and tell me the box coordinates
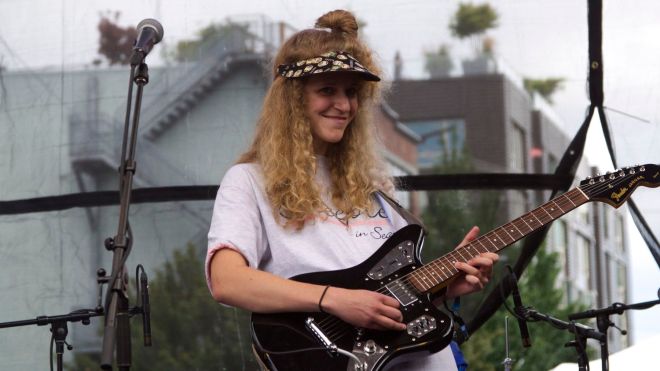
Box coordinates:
[276,51,380,81]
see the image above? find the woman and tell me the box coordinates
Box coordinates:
[206,9,498,370]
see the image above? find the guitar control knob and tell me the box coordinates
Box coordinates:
[363,340,377,354]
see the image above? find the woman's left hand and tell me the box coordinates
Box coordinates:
[445,226,499,298]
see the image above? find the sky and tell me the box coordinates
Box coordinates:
[1,0,658,349]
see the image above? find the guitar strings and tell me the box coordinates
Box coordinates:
[314,169,641,342]
[317,178,605,338]
[385,172,635,295]
[316,173,628,339]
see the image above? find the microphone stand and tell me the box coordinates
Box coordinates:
[99,55,152,370]
[568,296,660,371]
[0,269,107,371]
[0,310,104,371]
[502,316,513,371]
[520,307,605,371]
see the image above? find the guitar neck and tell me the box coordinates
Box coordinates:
[408,187,590,293]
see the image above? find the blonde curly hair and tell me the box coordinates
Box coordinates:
[238,10,394,228]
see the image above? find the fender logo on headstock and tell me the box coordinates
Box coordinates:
[611,187,628,202]
[611,175,644,202]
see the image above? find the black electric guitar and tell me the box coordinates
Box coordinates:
[251,164,659,371]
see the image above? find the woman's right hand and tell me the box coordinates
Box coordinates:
[320,287,407,331]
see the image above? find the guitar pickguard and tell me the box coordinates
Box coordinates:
[366,239,415,280]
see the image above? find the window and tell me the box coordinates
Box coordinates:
[547,154,558,173]
[573,234,592,291]
[602,205,611,238]
[576,203,591,225]
[615,215,625,252]
[616,262,627,302]
[550,220,569,277]
[509,123,526,172]
[403,119,466,169]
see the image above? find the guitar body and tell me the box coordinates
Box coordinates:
[251,225,453,371]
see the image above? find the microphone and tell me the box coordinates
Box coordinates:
[140,270,152,346]
[508,266,532,347]
[130,19,164,64]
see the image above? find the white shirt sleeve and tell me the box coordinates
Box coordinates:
[205,164,268,293]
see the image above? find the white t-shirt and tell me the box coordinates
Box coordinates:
[206,159,458,371]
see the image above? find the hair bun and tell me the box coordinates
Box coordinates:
[315,9,358,39]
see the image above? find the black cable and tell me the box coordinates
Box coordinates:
[49,332,54,371]
[255,346,328,355]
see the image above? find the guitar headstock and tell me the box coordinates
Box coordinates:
[579,164,660,208]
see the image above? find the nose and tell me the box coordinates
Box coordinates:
[333,91,351,112]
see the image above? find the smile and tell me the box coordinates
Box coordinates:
[322,115,349,121]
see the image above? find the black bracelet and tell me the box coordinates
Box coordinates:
[318,285,331,313]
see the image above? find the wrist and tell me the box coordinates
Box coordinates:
[318,285,331,313]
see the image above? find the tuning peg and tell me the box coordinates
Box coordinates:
[630,168,636,174]
[618,170,625,177]
[640,165,646,172]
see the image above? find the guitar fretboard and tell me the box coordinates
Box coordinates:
[406,187,589,293]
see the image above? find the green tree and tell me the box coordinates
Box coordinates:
[421,154,501,265]
[523,77,565,104]
[461,248,593,371]
[449,2,499,55]
[69,244,257,370]
[420,150,503,319]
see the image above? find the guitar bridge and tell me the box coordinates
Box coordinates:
[305,317,337,356]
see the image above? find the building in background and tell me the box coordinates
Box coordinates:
[0,17,421,368]
[0,14,634,369]
[387,58,631,351]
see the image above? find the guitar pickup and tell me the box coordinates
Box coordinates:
[385,279,418,306]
